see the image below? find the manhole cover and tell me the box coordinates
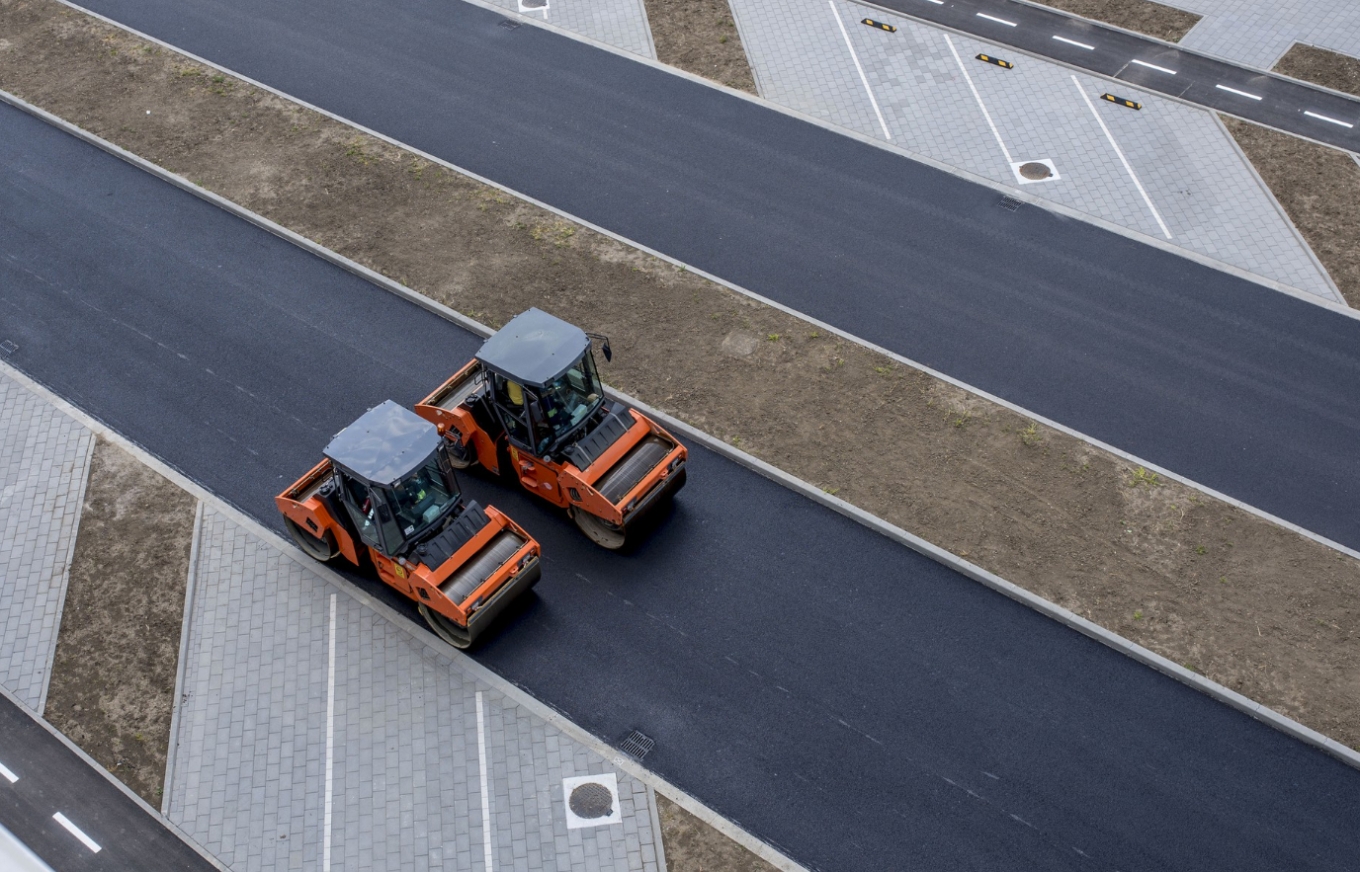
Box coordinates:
[521,0,548,7]
[1018,161,1051,180]
[569,782,615,819]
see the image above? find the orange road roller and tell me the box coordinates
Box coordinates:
[276,400,541,648]
[414,308,687,549]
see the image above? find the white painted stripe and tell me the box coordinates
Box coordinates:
[322,593,336,872]
[945,34,1012,164]
[1073,76,1172,240]
[1215,84,1262,100]
[976,12,1017,26]
[51,813,100,853]
[829,1,892,140]
[1304,110,1354,128]
[0,761,17,783]
[1130,58,1176,75]
[476,691,494,871]
[1052,35,1094,50]
[920,0,943,4]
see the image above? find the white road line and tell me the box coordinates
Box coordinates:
[1304,110,1355,128]
[322,593,336,872]
[476,691,494,872]
[945,34,1012,164]
[920,0,944,4]
[976,12,1017,26]
[1052,35,1094,50]
[0,761,17,783]
[829,1,892,140]
[1073,76,1172,239]
[1130,58,1176,75]
[51,813,100,853]
[1215,84,1262,100]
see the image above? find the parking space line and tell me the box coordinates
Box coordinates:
[945,34,1012,164]
[1304,110,1354,128]
[830,1,892,140]
[322,593,336,872]
[476,691,494,872]
[1052,35,1094,50]
[1215,84,1262,101]
[1131,59,1176,75]
[976,12,1017,27]
[1073,76,1171,239]
[51,813,100,853]
[0,761,17,783]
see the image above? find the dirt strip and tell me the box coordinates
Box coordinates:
[2,0,1357,752]
[658,795,776,872]
[1224,116,1360,308]
[1275,43,1360,99]
[1030,0,1201,42]
[645,0,756,94]
[44,439,196,805]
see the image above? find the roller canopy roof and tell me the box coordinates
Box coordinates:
[325,400,443,485]
[475,308,590,388]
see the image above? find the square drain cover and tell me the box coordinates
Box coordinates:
[619,730,655,760]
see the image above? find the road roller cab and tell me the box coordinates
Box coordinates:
[275,400,541,648]
[415,309,687,549]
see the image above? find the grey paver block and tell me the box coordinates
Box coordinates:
[0,373,93,711]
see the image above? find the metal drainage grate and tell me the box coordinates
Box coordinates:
[569,782,615,819]
[0,340,16,356]
[498,17,522,28]
[619,730,655,760]
[999,195,1022,212]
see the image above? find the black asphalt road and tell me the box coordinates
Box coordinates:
[5,101,1360,872]
[67,0,1360,553]
[868,0,1360,150]
[0,693,216,871]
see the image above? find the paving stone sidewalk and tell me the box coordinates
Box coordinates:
[1173,0,1360,72]
[166,504,662,872]
[0,371,92,712]
[728,0,1341,301]
[475,0,656,59]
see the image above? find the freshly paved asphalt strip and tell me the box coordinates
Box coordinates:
[64,0,1360,553]
[864,0,1360,151]
[5,100,1360,872]
[0,692,217,872]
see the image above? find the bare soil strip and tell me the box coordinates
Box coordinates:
[2,0,1357,750]
[658,794,776,872]
[44,438,197,805]
[1275,43,1360,99]
[1224,116,1360,308]
[1030,0,1201,42]
[644,0,756,93]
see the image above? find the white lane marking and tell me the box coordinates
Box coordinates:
[920,0,944,4]
[830,1,892,140]
[976,12,1017,26]
[945,34,1012,164]
[1052,35,1095,50]
[322,593,336,872]
[51,813,100,853]
[476,691,494,871]
[0,761,17,783]
[1304,110,1355,128]
[1215,84,1262,100]
[1130,58,1176,75]
[1072,76,1172,239]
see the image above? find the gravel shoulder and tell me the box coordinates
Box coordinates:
[43,438,196,805]
[2,0,1356,764]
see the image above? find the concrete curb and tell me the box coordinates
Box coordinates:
[646,785,670,872]
[2,93,1358,774]
[161,500,204,817]
[0,361,813,872]
[48,0,1360,317]
[0,680,234,871]
[35,432,95,717]
[4,81,1357,571]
